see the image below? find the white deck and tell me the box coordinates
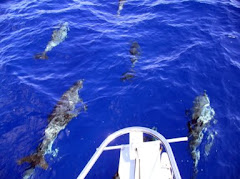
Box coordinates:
[118,132,173,179]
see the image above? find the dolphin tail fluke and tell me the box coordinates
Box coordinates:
[18,153,48,170]
[23,167,35,179]
[34,52,48,60]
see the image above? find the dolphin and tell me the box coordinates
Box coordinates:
[187,91,215,177]
[120,42,141,81]
[35,22,69,60]
[129,42,140,56]
[120,70,135,81]
[129,41,140,67]
[18,80,87,176]
[117,0,127,16]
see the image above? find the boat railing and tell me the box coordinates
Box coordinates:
[77,127,188,179]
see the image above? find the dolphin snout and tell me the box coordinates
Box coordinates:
[76,80,84,87]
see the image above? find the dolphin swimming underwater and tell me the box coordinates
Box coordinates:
[187,91,216,177]
[120,69,135,81]
[18,80,87,176]
[121,42,141,81]
[129,41,140,67]
[35,22,69,60]
[117,0,127,16]
[129,41,140,56]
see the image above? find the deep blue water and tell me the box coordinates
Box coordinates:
[0,0,240,178]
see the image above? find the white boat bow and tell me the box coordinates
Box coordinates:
[77,127,188,179]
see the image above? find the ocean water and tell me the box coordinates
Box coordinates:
[0,0,240,178]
